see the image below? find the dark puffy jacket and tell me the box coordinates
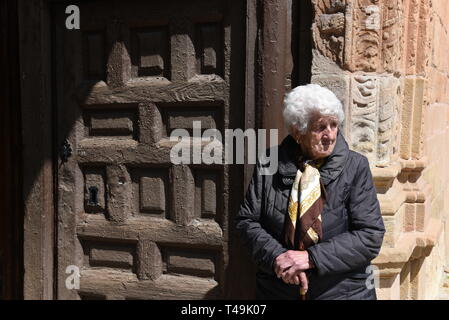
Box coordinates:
[234,131,385,300]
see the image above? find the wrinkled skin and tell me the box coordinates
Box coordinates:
[274,112,339,289]
[294,112,339,160]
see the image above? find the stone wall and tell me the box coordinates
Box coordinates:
[420,0,449,299]
[311,0,449,299]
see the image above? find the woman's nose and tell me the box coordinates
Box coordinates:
[322,125,336,138]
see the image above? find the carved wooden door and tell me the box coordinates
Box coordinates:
[53,0,246,299]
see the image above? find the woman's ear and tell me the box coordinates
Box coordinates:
[293,127,302,144]
[291,126,301,144]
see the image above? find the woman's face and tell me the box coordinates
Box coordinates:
[295,113,339,160]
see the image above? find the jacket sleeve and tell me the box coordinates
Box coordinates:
[307,155,385,276]
[234,161,287,275]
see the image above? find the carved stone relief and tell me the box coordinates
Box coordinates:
[381,0,403,74]
[349,0,382,72]
[350,75,379,163]
[312,0,347,67]
[378,76,400,166]
[313,0,403,73]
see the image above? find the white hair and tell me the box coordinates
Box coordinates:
[283,84,344,134]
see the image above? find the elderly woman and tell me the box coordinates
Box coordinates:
[235,84,385,300]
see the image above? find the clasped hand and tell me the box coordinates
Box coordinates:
[273,250,312,288]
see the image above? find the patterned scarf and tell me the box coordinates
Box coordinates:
[284,158,326,299]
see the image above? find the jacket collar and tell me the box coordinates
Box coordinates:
[277,130,349,185]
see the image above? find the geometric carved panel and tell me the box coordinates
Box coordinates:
[163,248,216,279]
[195,23,223,76]
[161,106,222,137]
[194,170,220,220]
[131,27,170,78]
[132,168,170,219]
[83,108,138,140]
[82,240,136,272]
[83,167,106,214]
[84,31,106,80]
[140,176,165,212]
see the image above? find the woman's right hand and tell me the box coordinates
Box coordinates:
[288,271,308,289]
[297,272,308,292]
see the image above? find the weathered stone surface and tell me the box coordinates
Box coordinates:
[312,0,404,73]
[348,0,382,72]
[311,73,350,136]
[312,0,347,67]
[311,49,344,74]
[381,0,403,74]
[318,13,345,35]
[378,76,400,166]
[411,77,425,159]
[349,74,378,163]
[400,77,414,159]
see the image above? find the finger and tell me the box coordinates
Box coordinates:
[280,267,291,279]
[279,265,290,279]
[282,268,297,285]
[299,272,308,291]
[281,270,292,284]
[280,271,288,283]
[274,253,286,275]
[294,275,300,285]
[275,260,288,276]
[278,261,295,276]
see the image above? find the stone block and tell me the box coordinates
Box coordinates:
[411,77,425,158]
[403,203,415,232]
[311,73,350,136]
[382,213,401,248]
[400,261,411,299]
[403,0,420,75]
[399,77,415,159]
[415,0,431,75]
[378,76,401,165]
[377,273,400,300]
[410,257,425,299]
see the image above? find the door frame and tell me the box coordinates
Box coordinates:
[18,0,55,300]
